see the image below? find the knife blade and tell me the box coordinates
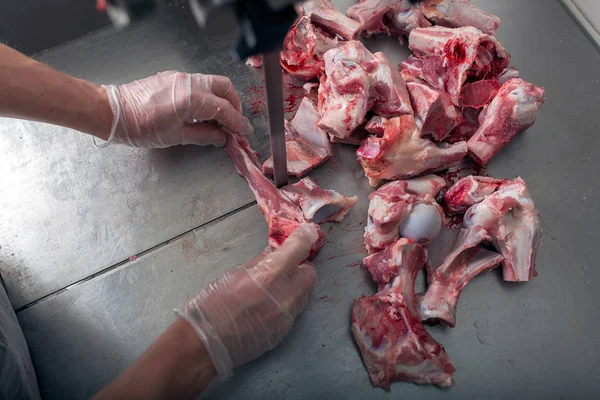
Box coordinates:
[262,50,288,188]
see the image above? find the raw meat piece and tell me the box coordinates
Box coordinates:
[365,116,387,136]
[347,0,430,39]
[246,55,262,68]
[364,175,446,253]
[445,107,480,143]
[280,16,339,81]
[409,26,510,106]
[224,132,325,253]
[464,177,542,282]
[263,97,332,178]
[498,66,520,84]
[352,239,455,389]
[468,78,545,165]
[301,0,362,40]
[417,226,504,326]
[406,80,462,141]
[443,175,507,215]
[387,0,432,39]
[318,41,412,138]
[459,79,500,109]
[420,0,501,36]
[357,115,467,186]
[280,177,358,223]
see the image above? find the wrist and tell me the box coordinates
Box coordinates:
[85,82,114,141]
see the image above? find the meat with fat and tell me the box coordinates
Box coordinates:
[347,0,430,39]
[420,0,501,36]
[467,78,545,165]
[417,226,504,326]
[352,239,456,389]
[443,175,507,215]
[301,0,362,40]
[357,115,467,186]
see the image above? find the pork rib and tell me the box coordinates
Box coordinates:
[467,78,545,165]
[464,177,542,282]
[417,226,504,327]
[301,0,362,40]
[357,115,467,186]
[443,175,507,215]
[352,239,456,389]
[420,0,501,36]
[280,177,358,223]
[263,97,332,178]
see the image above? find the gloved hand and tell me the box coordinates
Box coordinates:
[102,71,251,148]
[177,224,319,383]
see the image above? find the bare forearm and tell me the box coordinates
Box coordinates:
[0,44,113,140]
[93,317,215,400]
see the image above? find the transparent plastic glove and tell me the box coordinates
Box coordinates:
[177,224,319,383]
[102,71,252,148]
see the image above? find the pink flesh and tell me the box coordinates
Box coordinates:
[352,239,455,389]
[245,55,262,68]
[464,177,542,282]
[280,177,358,223]
[459,79,500,109]
[302,0,362,40]
[263,97,332,178]
[371,52,414,116]
[420,0,501,36]
[406,80,462,141]
[417,226,504,326]
[443,175,507,215]
[280,17,339,81]
[357,114,467,186]
[347,0,396,36]
[364,175,446,254]
[445,107,481,143]
[468,78,545,165]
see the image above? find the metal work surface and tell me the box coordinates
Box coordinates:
[3,0,600,398]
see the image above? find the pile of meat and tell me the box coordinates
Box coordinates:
[236,0,545,391]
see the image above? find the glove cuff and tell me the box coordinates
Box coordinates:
[93,85,121,148]
[176,300,233,384]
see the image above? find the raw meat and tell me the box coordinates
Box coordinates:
[406,79,463,141]
[445,107,480,143]
[459,79,500,109]
[357,114,467,186]
[280,177,358,223]
[498,66,520,84]
[245,55,262,68]
[468,78,545,165]
[464,177,542,282]
[280,16,339,81]
[352,239,456,389]
[318,41,412,138]
[224,131,325,253]
[364,175,446,253]
[263,97,332,178]
[387,0,432,39]
[408,26,510,106]
[420,0,501,36]
[347,0,430,39]
[417,226,504,326]
[301,0,362,40]
[443,175,507,215]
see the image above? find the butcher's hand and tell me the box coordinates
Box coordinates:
[103,71,251,148]
[178,224,319,383]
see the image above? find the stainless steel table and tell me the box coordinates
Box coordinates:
[2,0,600,398]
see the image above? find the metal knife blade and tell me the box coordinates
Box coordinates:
[262,50,288,188]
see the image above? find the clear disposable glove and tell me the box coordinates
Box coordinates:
[102,71,251,148]
[177,224,319,383]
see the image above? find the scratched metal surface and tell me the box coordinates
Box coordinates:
[8,0,600,399]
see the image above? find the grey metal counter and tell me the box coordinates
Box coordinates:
[2,0,600,398]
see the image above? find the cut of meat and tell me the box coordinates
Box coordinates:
[459,79,500,109]
[417,226,504,326]
[347,0,430,39]
[318,41,412,139]
[280,16,339,81]
[225,131,325,254]
[364,175,446,253]
[464,177,542,282]
[263,97,332,178]
[280,177,358,223]
[445,107,480,143]
[443,175,507,215]
[420,0,501,36]
[301,0,362,40]
[352,239,456,389]
[468,78,545,165]
[357,114,467,186]
[365,115,388,136]
[408,26,510,106]
[406,80,462,141]
[246,55,262,68]
[387,0,432,39]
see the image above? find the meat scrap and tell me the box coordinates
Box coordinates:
[468,78,545,165]
[357,114,467,186]
[417,226,504,327]
[280,177,358,223]
[364,175,446,254]
[263,97,332,178]
[352,239,456,389]
[420,0,501,36]
[318,41,412,139]
[463,177,542,282]
[443,175,507,215]
[301,0,362,40]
